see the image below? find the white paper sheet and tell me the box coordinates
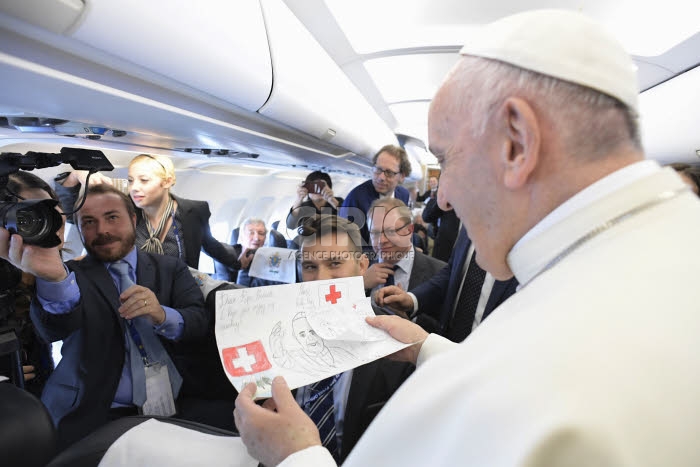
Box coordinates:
[98,419,257,467]
[215,276,409,398]
[248,246,298,283]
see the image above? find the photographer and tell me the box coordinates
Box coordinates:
[286,171,343,230]
[0,171,64,396]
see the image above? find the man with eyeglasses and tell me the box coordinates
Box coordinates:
[363,198,445,300]
[339,145,412,250]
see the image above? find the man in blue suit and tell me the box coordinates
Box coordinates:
[376,227,518,342]
[339,144,412,251]
[0,184,207,448]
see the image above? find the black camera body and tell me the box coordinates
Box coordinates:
[0,147,113,248]
[0,199,63,247]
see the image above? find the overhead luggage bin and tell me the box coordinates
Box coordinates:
[68,0,272,112]
[258,0,398,159]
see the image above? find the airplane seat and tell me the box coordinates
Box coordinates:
[211,256,236,281]
[47,416,237,467]
[0,382,57,467]
[269,229,287,248]
[229,227,240,245]
[271,219,280,231]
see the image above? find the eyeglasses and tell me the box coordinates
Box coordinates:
[372,166,400,179]
[369,222,411,238]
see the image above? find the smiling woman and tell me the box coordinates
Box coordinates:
[56,153,242,271]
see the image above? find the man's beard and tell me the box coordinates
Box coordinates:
[83,228,136,262]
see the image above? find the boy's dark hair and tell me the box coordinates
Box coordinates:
[298,214,363,255]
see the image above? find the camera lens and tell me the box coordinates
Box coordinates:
[0,199,63,247]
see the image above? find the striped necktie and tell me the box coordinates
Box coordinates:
[304,374,340,461]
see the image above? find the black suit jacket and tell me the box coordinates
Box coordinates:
[421,197,460,262]
[411,228,518,336]
[148,195,239,269]
[416,189,436,203]
[30,250,207,448]
[408,249,447,290]
[341,359,414,462]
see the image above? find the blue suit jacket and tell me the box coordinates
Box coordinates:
[339,179,410,250]
[30,250,207,448]
[411,228,518,336]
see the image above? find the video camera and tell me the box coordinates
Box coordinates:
[0,147,114,247]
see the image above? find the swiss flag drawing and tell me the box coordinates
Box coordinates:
[222,341,272,377]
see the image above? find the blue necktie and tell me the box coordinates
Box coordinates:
[384,264,399,287]
[305,375,340,461]
[110,261,182,406]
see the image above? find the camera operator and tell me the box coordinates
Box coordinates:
[0,171,65,396]
[286,171,343,231]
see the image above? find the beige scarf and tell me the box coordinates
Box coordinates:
[140,196,174,255]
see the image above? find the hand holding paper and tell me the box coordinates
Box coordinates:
[215,276,411,398]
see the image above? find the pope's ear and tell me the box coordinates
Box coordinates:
[500,97,540,190]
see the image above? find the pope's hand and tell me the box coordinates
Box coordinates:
[234,377,322,466]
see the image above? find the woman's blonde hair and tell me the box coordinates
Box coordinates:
[129,154,176,185]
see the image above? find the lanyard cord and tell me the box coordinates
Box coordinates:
[125,320,151,365]
[303,373,342,407]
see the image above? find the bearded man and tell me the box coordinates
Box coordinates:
[1,183,206,448]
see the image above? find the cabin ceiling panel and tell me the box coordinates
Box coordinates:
[325,0,700,57]
[639,65,700,163]
[285,0,700,161]
[363,53,460,104]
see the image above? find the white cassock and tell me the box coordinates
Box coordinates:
[280,161,700,466]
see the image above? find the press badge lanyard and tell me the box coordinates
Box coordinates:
[171,208,184,260]
[303,373,342,407]
[125,321,153,366]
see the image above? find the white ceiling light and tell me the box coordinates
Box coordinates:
[363,53,459,104]
[325,0,700,56]
[390,102,431,143]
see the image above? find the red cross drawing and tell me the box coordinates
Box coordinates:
[325,284,342,304]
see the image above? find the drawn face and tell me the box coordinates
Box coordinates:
[300,231,369,281]
[241,222,266,250]
[292,316,324,356]
[372,152,405,195]
[127,159,172,209]
[77,192,137,262]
